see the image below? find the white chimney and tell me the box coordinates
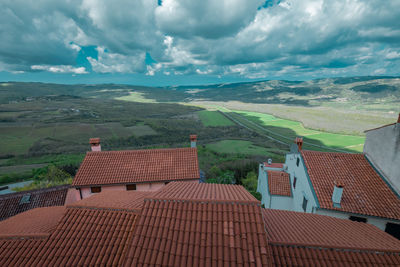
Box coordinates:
[89,138,101,151]
[332,180,344,205]
[267,158,272,165]
[190,135,197,148]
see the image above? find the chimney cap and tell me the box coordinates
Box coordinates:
[190,135,197,141]
[334,180,345,188]
[294,137,303,150]
[89,138,100,145]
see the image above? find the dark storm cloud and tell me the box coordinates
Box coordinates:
[0,0,399,78]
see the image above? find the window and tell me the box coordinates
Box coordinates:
[19,194,31,204]
[296,158,300,167]
[293,177,297,189]
[126,184,136,191]
[302,196,308,212]
[385,223,400,240]
[349,216,367,223]
[91,186,101,193]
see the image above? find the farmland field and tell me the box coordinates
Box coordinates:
[197,110,235,127]
[234,110,365,152]
[206,140,277,156]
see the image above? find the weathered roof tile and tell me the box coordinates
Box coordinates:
[73,148,200,186]
[267,171,291,196]
[301,150,400,220]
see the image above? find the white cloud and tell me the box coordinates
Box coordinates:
[87,47,145,73]
[31,65,88,74]
[0,0,399,78]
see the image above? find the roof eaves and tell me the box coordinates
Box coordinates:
[364,123,396,133]
[299,152,320,208]
[73,178,200,187]
[316,207,400,223]
[269,242,400,254]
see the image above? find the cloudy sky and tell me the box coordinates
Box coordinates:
[0,0,399,86]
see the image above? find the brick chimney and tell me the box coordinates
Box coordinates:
[332,180,344,206]
[89,138,101,152]
[295,137,303,151]
[190,135,197,148]
[397,113,400,123]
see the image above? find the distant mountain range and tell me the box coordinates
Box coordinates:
[1,76,399,111]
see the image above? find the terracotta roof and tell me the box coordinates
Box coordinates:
[73,148,200,186]
[0,206,65,237]
[270,245,400,266]
[0,238,44,266]
[301,150,400,220]
[263,209,400,266]
[262,209,400,251]
[0,185,69,221]
[124,199,271,266]
[69,190,153,212]
[264,162,284,169]
[152,181,258,201]
[267,171,291,196]
[25,207,137,266]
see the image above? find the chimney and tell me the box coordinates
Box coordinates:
[267,158,272,165]
[295,137,303,151]
[190,135,197,148]
[89,138,101,151]
[397,113,400,123]
[332,180,344,206]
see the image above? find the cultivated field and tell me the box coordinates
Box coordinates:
[197,110,235,127]
[234,110,365,152]
[206,140,277,156]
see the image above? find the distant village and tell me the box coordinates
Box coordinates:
[0,115,399,266]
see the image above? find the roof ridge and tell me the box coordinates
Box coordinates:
[143,197,261,205]
[269,242,400,254]
[0,234,49,239]
[87,147,196,154]
[66,205,141,213]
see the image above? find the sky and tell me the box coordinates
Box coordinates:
[0,0,400,86]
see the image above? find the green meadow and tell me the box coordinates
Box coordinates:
[197,110,235,127]
[234,110,365,152]
[206,140,277,156]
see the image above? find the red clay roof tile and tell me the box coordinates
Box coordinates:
[264,162,284,168]
[267,171,291,196]
[301,150,400,220]
[152,181,258,201]
[262,209,400,251]
[0,206,66,238]
[124,199,271,266]
[0,185,69,221]
[29,207,138,266]
[263,209,400,266]
[73,148,200,186]
[69,190,153,212]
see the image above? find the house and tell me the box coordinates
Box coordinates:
[363,113,400,194]
[70,136,200,200]
[0,184,70,221]
[0,182,399,266]
[258,136,400,239]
